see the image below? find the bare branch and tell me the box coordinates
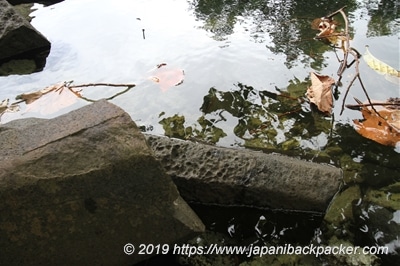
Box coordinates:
[69,83,136,89]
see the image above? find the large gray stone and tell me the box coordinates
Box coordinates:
[0,100,204,266]
[145,135,342,212]
[0,0,50,61]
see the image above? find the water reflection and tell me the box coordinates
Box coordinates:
[361,0,400,37]
[188,0,360,69]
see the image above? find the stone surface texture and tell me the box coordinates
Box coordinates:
[0,0,50,61]
[0,100,204,266]
[145,135,342,212]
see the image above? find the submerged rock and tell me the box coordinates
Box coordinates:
[353,187,400,265]
[0,100,204,266]
[145,135,342,212]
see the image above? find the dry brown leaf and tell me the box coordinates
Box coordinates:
[0,99,9,114]
[354,103,400,147]
[0,99,20,119]
[24,87,78,115]
[311,17,343,45]
[306,72,335,114]
[16,83,65,104]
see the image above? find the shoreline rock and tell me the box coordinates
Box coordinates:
[0,0,51,75]
[0,99,344,264]
[145,134,342,212]
[0,100,204,266]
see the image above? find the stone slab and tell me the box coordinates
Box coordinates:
[145,135,342,212]
[0,100,204,266]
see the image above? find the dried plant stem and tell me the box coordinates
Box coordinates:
[69,83,136,89]
[324,7,378,116]
[67,82,136,102]
[345,102,400,109]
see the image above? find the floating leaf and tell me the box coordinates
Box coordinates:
[0,99,20,120]
[353,98,400,147]
[148,63,185,92]
[311,18,336,35]
[306,72,335,114]
[23,87,79,115]
[0,99,8,114]
[311,17,345,45]
[16,82,66,104]
[363,45,400,82]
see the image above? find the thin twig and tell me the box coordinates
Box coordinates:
[345,102,400,110]
[69,83,136,89]
[67,83,135,103]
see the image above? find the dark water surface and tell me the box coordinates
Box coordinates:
[1,0,399,265]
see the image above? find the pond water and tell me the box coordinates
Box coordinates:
[1,0,399,264]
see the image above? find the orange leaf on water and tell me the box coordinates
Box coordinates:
[353,100,400,147]
[148,63,185,92]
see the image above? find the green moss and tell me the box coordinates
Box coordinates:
[364,189,400,211]
[324,185,361,226]
[381,182,400,193]
[0,60,36,76]
[281,138,299,150]
[339,154,364,184]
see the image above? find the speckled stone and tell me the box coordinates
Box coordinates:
[0,100,204,266]
[145,135,342,212]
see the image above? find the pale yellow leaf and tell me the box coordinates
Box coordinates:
[363,45,400,79]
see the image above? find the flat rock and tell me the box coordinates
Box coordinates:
[145,135,342,212]
[0,100,204,266]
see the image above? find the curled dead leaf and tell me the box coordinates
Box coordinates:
[312,17,337,36]
[311,17,345,45]
[353,98,400,147]
[0,99,8,113]
[306,72,335,114]
[16,82,66,104]
[0,99,20,120]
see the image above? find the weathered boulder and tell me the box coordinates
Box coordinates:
[145,135,342,212]
[0,100,204,266]
[0,0,50,71]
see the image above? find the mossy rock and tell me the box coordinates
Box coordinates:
[364,189,400,211]
[381,182,400,193]
[0,59,36,76]
[324,185,361,226]
[340,154,364,184]
[281,138,299,150]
